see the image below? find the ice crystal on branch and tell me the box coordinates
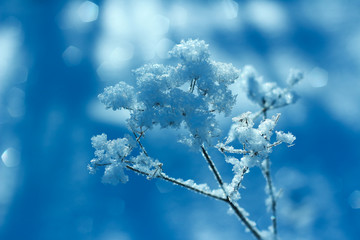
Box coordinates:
[242,65,303,110]
[89,133,135,184]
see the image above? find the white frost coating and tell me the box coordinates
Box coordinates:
[287,68,304,86]
[222,113,292,168]
[174,178,225,198]
[89,133,135,185]
[102,163,128,185]
[98,39,240,147]
[169,39,210,62]
[98,82,137,111]
[241,65,300,109]
[130,153,162,178]
[276,131,296,145]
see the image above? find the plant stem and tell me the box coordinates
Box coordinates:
[263,157,278,239]
[201,146,263,240]
[125,165,227,201]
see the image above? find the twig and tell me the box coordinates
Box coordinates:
[125,165,227,201]
[131,128,149,157]
[262,157,278,239]
[201,146,263,240]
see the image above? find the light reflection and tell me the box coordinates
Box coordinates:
[245,1,288,34]
[0,20,23,91]
[1,148,21,168]
[221,0,238,19]
[7,87,25,118]
[349,190,360,209]
[78,1,99,23]
[62,45,83,66]
[155,38,174,59]
[308,67,328,88]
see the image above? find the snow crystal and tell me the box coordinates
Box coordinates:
[276,131,296,145]
[241,65,299,109]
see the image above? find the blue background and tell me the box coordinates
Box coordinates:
[0,0,359,239]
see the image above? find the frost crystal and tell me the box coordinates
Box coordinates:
[276,131,296,146]
[89,134,135,185]
[241,65,301,109]
[287,68,304,86]
[223,113,290,168]
[98,39,240,146]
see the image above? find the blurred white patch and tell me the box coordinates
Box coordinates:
[58,1,98,29]
[0,163,19,225]
[1,148,21,168]
[308,67,328,88]
[325,89,360,130]
[95,40,133,80]
[346,30,360,65]
[62,45,83,66]
[245,1,288,34]
[87,99,129,126]
[221,0,238,19]
[151,15,170,36]
[6,87,25,118]
[155,38,174,59]
[78,1,99,23]
[109,44,134,63]
[169,5,188,27]
[349,190,360,209]
[0,19,23,91]
[96,40,133,63]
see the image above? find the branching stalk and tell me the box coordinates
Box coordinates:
[263,157,278,239]
[201,146,263,240]
[125,165,227,201]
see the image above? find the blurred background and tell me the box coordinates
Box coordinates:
[0,0,359,239]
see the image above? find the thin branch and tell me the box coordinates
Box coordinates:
[200,146,263,240]
[131,129,149,157]
[233,166,249,194]
[125,165,227,202]
[262,157,278,239]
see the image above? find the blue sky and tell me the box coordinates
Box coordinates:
[0,0,359,239]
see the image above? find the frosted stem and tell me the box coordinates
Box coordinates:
[125,165,227,201]
[201,146,263,240]
[263,157,278,239]
[131,129,149,157]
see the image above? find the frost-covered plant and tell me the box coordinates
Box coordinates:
[89,39,302,240]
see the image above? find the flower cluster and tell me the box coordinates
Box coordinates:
[98,39,240,146]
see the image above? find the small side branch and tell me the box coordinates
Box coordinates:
[262,158,278,239]
[131,128,149,157]
[201,146,263,240]
[125,165,227,202]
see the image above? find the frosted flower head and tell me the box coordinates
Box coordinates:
[89,134,136,185]
[287,68,304,86]
[232,111,255,128]
[276,131,296,146]
[98,82,136,111]
[241,65,300,109]
[169,39,210,62]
